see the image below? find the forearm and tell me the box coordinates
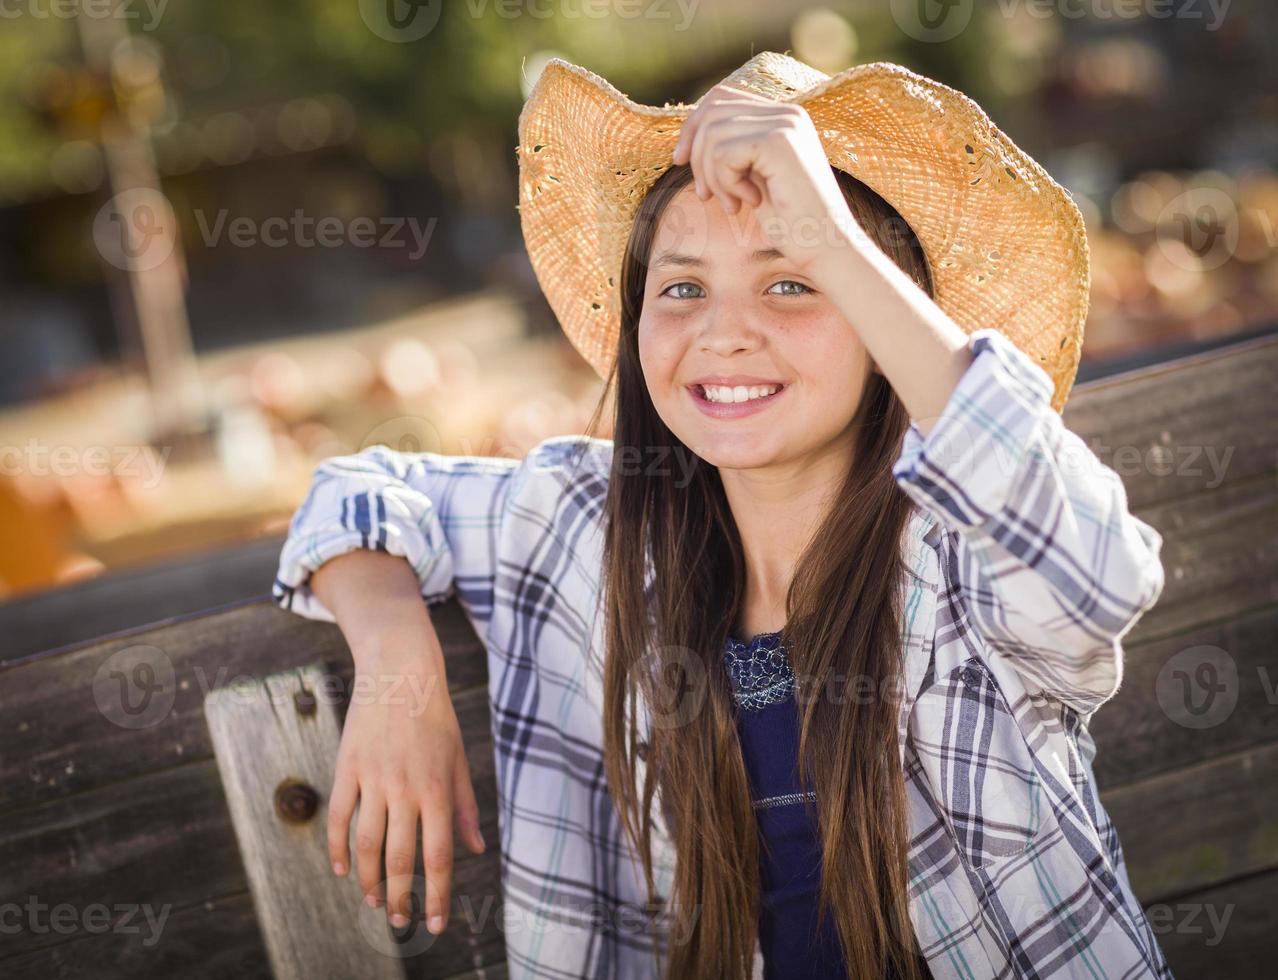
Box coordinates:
[311,550,449,680]
[811,235,973,439]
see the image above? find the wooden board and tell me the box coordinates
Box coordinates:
[1090,603,1278,788]
[0,534,285,663]
[1062,331,1278,509]
[0,601,487,813]
[204,663,406,980]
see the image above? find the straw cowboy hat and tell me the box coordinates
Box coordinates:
[515,51,1090,414]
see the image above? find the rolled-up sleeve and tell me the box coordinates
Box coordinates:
[272,445,522,644]
[891,327,1166,714]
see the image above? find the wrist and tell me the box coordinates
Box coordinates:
[348,614,448,679]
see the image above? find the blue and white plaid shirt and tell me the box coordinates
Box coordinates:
[274,327,1172,979]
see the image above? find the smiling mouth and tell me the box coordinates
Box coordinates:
[688,382,789,416]
[692,382,786,404]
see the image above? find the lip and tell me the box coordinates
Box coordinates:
[687,380,788,419]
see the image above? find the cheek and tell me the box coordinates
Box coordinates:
[637,313,685,385]
[787,319,868,386]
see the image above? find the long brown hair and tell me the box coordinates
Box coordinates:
[586,161,935,979]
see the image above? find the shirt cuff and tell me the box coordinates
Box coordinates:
[891,327,1058,529]
[272,483,456,622]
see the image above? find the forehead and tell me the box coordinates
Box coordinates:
[648,184,775,267]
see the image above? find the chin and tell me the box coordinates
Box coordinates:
[682,434,783,472]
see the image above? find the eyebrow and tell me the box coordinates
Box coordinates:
[650,246,785,269]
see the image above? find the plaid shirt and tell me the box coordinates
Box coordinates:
[274,327,1172,980]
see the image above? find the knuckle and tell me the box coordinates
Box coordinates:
[386,848,415,873]
[423,843,453,871]
[355,832,380,854]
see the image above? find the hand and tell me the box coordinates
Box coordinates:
[671,82,864,272]
[328,644,485,934]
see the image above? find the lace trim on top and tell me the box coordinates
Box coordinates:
[724,629,794,711]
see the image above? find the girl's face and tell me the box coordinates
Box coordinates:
[637,184,874,472]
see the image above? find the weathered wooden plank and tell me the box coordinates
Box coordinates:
[0,753,506,976]
[0,911,510,980]
[0,600,487,814]
[1063,331,1278,510]
[1073,321,1277,384]
[1102,741,1278,901]
[1090,603,1278,788]
[1150,867,1276,977]
[0,534,284,663]
[204,662,407,980]
[0,760,246,960]
[1127,473,1278,643]
[0,891,271,980]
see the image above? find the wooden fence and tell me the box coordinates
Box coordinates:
[2,329,1275,979]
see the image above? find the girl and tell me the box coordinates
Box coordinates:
[273,54,1173,980]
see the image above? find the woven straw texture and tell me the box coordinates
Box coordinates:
[516,52,1090,413]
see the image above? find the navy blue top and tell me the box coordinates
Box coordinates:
[724,628,932,980]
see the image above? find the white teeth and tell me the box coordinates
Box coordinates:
[700,383,781,403]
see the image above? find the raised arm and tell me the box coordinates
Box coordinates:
[891,328,1166,716]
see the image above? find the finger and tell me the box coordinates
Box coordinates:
[700,121,761,214]
[673,113,696,165]
[713,133,767,213]
[725,166,763,209]
[383,799,420,928]
[353,790,388,907]
[452,743,486,855]
[419,778,455,933]
[692,118,731,209]
[690,117,756,212]
[327,764,359,876]
[673,90,764,164]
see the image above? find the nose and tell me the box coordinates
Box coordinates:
[696,291,765,359]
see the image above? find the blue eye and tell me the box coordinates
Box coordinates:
[768,280,812,296]
[659,281,705,299]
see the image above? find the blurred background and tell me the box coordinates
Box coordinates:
[1,0,1276,598]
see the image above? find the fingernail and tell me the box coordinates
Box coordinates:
[332,861,346,876]
[428,914,445,934]
[364,893,378,909]
[390,913,408,928]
